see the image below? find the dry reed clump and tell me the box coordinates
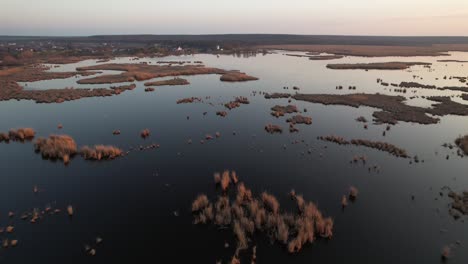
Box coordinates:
[221,171,232,191]
[271,105,298,117]
[318,135,409,158]
[34,135,77,164]
[80,145,123,160]
[0,132,10,142]
[341,195,348,207]
[192,195,214,224]
[7,128,36,142]
[224,97,250,110]
[262,192,280,214]
[441,246,451,260]
[286,115,312,125]
[447,191,468,216]
[349,186,359,200]
[214,172,221,184]
[140,129,150,139]
[455,135,468,155]
[192,194,210,212]
[356,116,368,123]
[216,111,228,117]
[176,97,201,104]
[265,124,283,134]
[192,172,334,258]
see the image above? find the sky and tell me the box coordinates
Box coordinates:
[1,0,468,36]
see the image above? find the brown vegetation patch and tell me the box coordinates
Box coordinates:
[0,65,98,82]
[192,171,333,258]
[271,105,298,117]
[220,71,259,82]
[349,187,359,200]
[144,77,190,86]
[80,145,123,160]
[318,135,409,158]
[34,135,78,164]
[285,53,343,60]
[140,129,151,139]
[398,82,468,92]
[309,55,344,60]
[437,60,468,63]
[265,124,283,134]
[225,96,250,110]
[176,97,201,104]
[216,111,228,117]
[76,63,227,84]
[0,80,136,104]
[426,96,468,116]
[326,62,431,70]
[258,44,468,57]
[45,56,104,64]
[0,128,36,142]
[355,116,368,123]
[399,82,436,89]
[264,93,291,99]
[286,115,312,125]
[292,93,445,124]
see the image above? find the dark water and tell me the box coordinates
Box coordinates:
[1,52,468,263]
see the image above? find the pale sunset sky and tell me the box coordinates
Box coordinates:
[1,0,467,36]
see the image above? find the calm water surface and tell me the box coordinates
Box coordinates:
[1,52,468,263]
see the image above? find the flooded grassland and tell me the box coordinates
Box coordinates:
[0,51,468,263]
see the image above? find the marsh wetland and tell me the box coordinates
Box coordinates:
[1,48,468,263]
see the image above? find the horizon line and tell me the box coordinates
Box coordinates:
[1,34,468,38]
